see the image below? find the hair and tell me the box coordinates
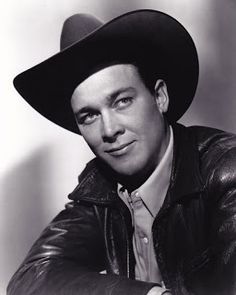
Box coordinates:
[84,59,164,96]
[133,61,160,95]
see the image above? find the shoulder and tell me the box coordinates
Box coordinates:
[187,125,236,196]
[187,125,236,164]
[186,125,236,154]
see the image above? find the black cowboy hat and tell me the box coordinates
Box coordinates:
[13,9,199,134]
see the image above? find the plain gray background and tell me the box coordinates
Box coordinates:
[1,0,236,293]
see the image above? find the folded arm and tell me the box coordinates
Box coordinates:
[7,201,157,295]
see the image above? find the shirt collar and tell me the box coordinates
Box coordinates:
[118,126,174,217]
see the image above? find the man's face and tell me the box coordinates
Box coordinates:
[71,64,169,179]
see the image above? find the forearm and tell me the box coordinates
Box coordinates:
[7,259,157,295]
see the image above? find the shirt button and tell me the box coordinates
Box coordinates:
[133,191,139,198]
[143,237,149,244]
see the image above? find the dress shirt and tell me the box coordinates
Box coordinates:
[118,126,173,284]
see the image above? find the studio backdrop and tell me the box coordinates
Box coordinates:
[1,0,236,294]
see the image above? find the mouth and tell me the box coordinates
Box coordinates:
[105,141,135,156]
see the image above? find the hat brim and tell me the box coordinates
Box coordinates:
[14,9,199,134]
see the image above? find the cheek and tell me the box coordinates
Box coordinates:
[133,105,162,135]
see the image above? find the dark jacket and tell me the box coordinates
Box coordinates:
[7,124,236,295]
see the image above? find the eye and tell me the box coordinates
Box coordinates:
[77,112,99,125]
[115,97,133,109]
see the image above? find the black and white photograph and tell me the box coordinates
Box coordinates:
[1,1,236,294]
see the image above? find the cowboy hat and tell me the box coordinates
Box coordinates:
[13,9,199,134]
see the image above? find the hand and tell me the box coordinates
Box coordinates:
[147,286,172,295]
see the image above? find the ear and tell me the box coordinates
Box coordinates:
[154,79,169,114]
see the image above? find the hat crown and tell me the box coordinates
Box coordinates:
[60,13,103,50]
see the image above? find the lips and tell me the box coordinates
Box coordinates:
[105,141,135,156]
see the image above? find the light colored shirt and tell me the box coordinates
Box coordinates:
[118,127,173,284]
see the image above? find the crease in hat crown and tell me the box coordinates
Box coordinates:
[60,14,103,51]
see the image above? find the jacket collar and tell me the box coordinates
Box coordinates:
[69,123,204,205]
[168,123,204,203]
[69,159,118,204]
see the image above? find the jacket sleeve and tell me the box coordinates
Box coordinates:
[7,200,156,295]
[206,146,236,295]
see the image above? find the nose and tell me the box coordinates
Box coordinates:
[101,111,125,142]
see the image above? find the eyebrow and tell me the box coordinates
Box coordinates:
[108,87,136,102]
[75,87,136,116]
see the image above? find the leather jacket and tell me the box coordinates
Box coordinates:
[7,124,236,295]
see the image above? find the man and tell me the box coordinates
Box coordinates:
[7,9,236,295]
